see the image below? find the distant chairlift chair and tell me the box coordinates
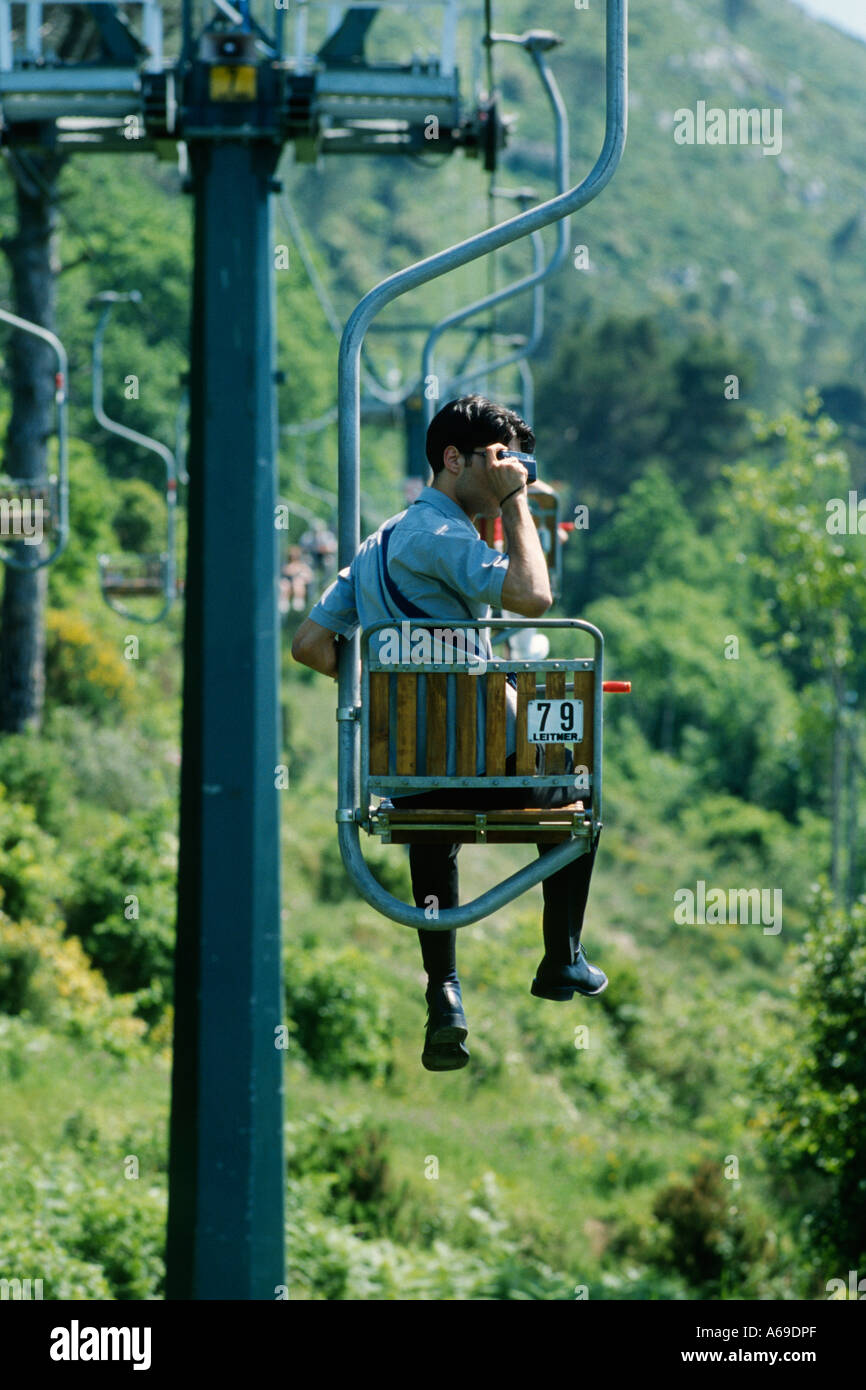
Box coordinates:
[0,306,69,571]
[91,291,179,623]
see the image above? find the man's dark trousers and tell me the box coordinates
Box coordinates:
[393,768,599,990]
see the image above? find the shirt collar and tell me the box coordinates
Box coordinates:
[414,485,478,533]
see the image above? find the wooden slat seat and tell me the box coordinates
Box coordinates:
[371,801,592,845]
[99,555,166,597]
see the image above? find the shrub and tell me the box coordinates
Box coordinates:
[64,807,177,1011]
[286,1111,408,1234]
[0,733,74,836]
[651,1159,769,1296]
[70,1188,165,1300]
[44,608,136,720]
[754,889,866,1272]
[283,943,392,1081]
[45,706,174,814]
[0,784,69,923]
[112,478,166,554]
[0,909,147,1056]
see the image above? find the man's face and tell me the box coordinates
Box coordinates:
[454,434,518,519]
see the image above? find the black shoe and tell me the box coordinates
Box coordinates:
[422,981,469,1071]
[531,944,608,1000]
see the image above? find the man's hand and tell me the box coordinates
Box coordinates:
[477,443,529,512]
[291,617,341,679]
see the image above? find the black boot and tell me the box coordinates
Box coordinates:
[422,980,469,1071]
[531,943,608,1000]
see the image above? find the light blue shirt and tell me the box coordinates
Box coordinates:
[309,486,510,641]
[309,486,517,755]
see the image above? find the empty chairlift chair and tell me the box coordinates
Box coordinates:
[91,291,179,623]
[0,307,69,571]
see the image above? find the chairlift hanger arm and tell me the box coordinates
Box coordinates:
[91,292,178,621]
[422,32,571,418]
[0,306,69,571]
[280,190,412,407]
[337,0,627,929]
[91,294,179,482]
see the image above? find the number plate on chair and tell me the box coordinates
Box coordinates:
[527,699,584,743]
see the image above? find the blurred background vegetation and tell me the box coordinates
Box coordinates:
[0,0,865,1299]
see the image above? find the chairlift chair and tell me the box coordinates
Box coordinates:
[0,306,69,571]
[334,0,628,930]
[91,290,179,623]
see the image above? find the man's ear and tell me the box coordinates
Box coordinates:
[442,444,462,477]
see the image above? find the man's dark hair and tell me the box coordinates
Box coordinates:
[425,394,535,474]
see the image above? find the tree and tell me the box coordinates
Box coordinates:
[754,890,866,1279]
[720,400,866,900]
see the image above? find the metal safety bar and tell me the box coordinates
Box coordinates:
[336,0,627,929]
[92,291,178,623]
[0,306,69,571]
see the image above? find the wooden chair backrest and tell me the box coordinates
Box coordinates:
[367,663,594,794]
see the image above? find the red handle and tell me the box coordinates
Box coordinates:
[602,681,631,693]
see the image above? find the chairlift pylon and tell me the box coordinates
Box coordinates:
[90,290,180,623]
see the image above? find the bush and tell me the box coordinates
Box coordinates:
[287,1110,408,1235]
[44,608,136,720]
[651,1159,769,1296]
[70,1188,165,1300]
[45,706,174,814]
[0,1216,113,1300]
[112,478,167,554]
[0,783,69,923]
[0,732,74,836]
[64,806,177,1012]
[0,910,147,1056]
[283,943,393,1081]
[754,889,866,1272]
[0,1140,165,1300]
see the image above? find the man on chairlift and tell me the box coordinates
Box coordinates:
[292,395,605,1073]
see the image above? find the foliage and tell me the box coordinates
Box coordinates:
[0,783,69,923]
[44,607,137,720]
[283,942,393,1082]
[753,889,866,1273]
[286,1110,409,1235]
[0,1134,164,1300]
[587,581,803,814]
[0,729,75,837]
[63,807,177,1014]
[651,1160,770,1296]
[0,910,146,1056]
[45,705,174,814]
[112,478,167,554]
[720,402,866,695]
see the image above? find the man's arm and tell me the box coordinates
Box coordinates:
[291,617,341,679]
[499,490,553,617]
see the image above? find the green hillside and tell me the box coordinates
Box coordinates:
[1,0,865,1301]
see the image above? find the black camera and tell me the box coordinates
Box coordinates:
[501,449,538,483]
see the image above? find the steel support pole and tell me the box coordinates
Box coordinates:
[166,138,285,1299]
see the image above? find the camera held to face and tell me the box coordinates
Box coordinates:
[500,449,538,484]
